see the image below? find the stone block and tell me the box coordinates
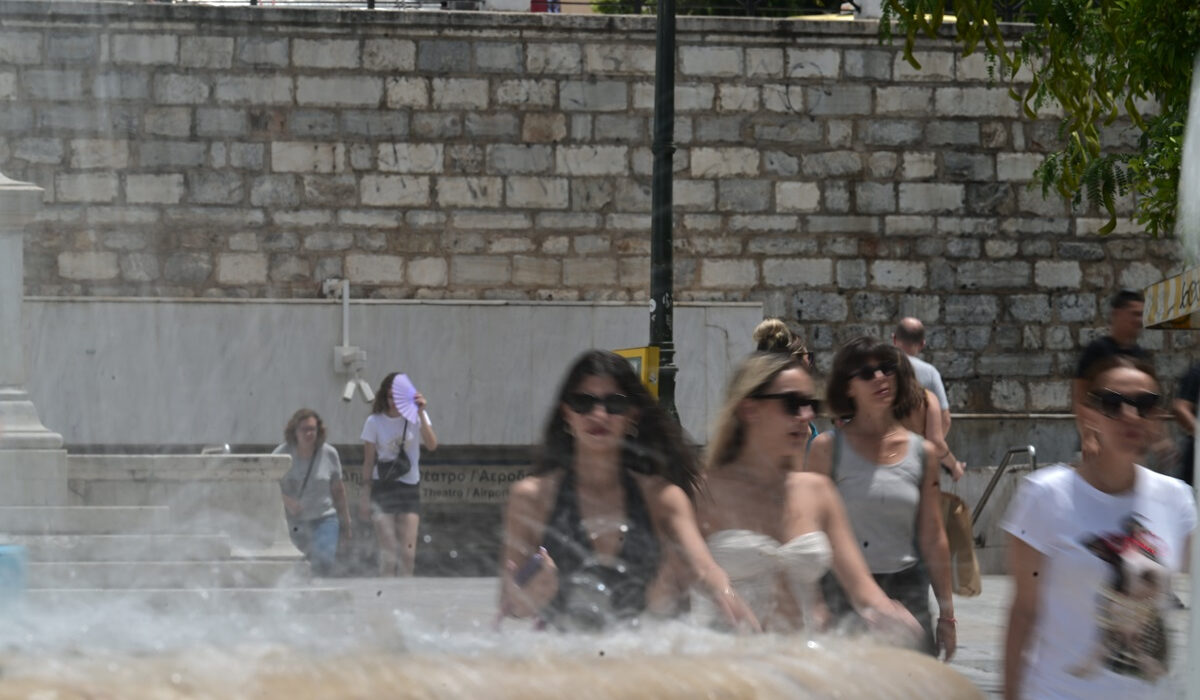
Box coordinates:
[378,143,443,173]
[898,183,964,213]
[112,35,178,65]
[230,143,265,170]
[761,85,805,113]
[364,39,416,72]
[860,119,923,146]
[935,87,1020,118]
[1029,381,1071,411]
[556,145,627,175]
[764,151,799,177]
[595,114,647,142]
[436,176,503,207]
[196,108,249,138]
[582,43,654,74]
[268,254,310,282]
[885,217,929,236]
[718,85,760,113]
[431,78,489,109]
[216,253,268,285]
[527,44,582,74]
[855,182,896,214]
[301,230,353,251]
[92,71,150,101]
[892,51,955,81]
[1119,262,1164,291]
[180,36,233,69]
[284,111,336,139]
[341,111,409,138]
[235,37,287,67]
[805,85,871,116]
[871,260,926,290]
[271,142,344,173]
[956,261,1030,288]
[944,295,998,323]
[673,180,716,210]
[680,46,742,77]
[215,76,293,104]
[465,113,519,139]
[1008,294,1051,322]
[560,80,627,111]
[15,138,64,164]
[249,174,301,207]
[297,77,383,107]
[868,153,899,178]
[187,171,244,205]
[794,291,849,322]
[56,173,118,202]
[875,86,932,115]
[24,69,83,100]
[385,77,429,109]
[563,257,618,286]
[799,151,861,178]
[965,183,1015,216]
[744,47,783,77]
[925,121,980,147]
[69,139,129,170]
[506,176,569,209]
[417,40,471,73]
[404,257,445,287]
[1033,260,1082,290]
[347,254,404,284]
[120,253,160,282]
[762,258,832,287]
[452,255,510,285]
[294,39,360,69]
[943,152,995,181]
[837,259,867,288]
[163,252,214,284]
[143,108,192,137]
[1017,188,1068,217]
[843,49,892,80]
[675,84,716,111]
[153,73,210,104]
[718,179,771,212]
[59,251,118,280]
[700,259,757,288]
[997,153,1042,181]
[0,32,42,64]
[360,175,430,207]
[690,147,758,177]
[496,79,556,107]
[990,380,1027,412]
[898,294,940,322]
[787,48,841,78]
[693,115,744,143]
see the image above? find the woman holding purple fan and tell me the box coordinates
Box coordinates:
[359,372,438,577]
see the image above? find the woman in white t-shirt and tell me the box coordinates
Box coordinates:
[359,372,438,577]
[1003,355,1196,699]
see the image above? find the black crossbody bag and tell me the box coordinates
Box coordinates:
[376,420,413,481]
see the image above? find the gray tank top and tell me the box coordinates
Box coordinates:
[831,430,924,574]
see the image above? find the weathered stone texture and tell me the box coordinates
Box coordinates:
[5,8,1187,412]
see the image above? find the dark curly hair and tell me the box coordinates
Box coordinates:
[284,408,326,447]
[534,349,700,499]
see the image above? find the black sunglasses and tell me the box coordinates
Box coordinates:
[565,392,632,416]
[751,391,821,416]
[849,362,898,381]
[1088,389,1161,419]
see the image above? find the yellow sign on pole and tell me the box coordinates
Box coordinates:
[614,346,661,398]
[1144,267,1200,329]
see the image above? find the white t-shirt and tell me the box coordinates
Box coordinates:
[1001,464,1196,699]
[360,412,428,485]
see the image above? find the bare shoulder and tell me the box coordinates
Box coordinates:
[785,470,834,496]
[631,473,689,510]
[507,471,561,509]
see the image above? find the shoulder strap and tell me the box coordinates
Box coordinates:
[297,450,319,497]
[831,428,842,482]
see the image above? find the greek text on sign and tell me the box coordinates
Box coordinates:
[420,465,528,504]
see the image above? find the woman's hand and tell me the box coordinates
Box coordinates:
[942,459,965,481]
[282,495,302,517]
[500,548,559,619]
[860,599,923,647]
[936,615,958,661]
[705,580,761,633]
[358,492,373,522]
[414,392,427,410]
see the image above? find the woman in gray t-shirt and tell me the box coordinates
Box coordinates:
[274,408,350,576]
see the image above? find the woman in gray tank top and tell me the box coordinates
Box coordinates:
[806,337,956,661]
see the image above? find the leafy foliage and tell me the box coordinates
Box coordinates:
[881,0,1200,236]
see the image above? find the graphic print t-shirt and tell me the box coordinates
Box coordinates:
[1001,464,1196,699]
[360,412,428,485]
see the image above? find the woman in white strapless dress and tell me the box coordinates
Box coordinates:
[692,351,920,638]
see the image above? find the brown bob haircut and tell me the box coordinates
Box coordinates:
[826,336,921,421]
[284,408,327,447]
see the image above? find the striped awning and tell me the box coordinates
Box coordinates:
[1145,267,1200,329]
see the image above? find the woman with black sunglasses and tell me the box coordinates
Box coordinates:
[498,349,758,631]
[1002,355,1195,699]
[695,351,920,639]
[806,336,955,661]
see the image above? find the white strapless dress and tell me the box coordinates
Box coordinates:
[694,529,833,631]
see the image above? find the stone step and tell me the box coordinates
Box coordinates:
[11,534,232,562]
[27,561,298,589]
[22,586,352,615]
[0,506,171,535]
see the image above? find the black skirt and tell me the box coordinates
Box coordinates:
[371,480,421,515]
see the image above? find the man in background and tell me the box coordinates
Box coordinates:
[893,317,951,437]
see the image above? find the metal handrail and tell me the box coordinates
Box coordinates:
[970,445,1036,533]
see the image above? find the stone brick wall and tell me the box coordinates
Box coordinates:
[0,2,1191,412]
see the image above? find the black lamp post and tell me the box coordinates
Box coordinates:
[649,0,677,419]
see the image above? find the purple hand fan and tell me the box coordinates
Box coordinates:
[390,373,420,424]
